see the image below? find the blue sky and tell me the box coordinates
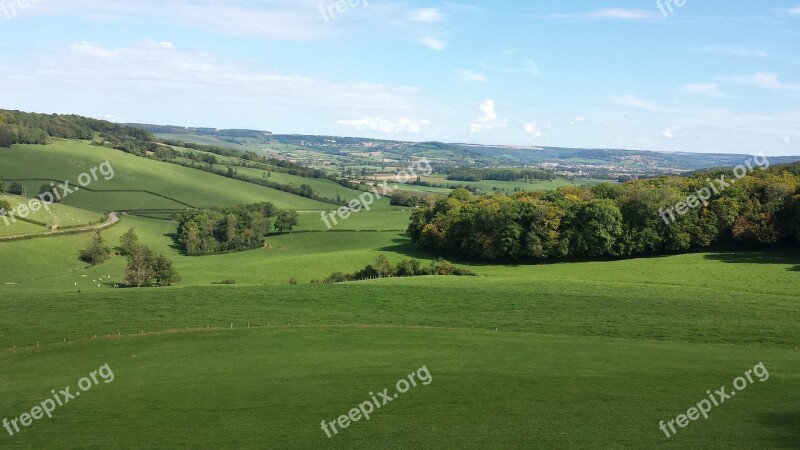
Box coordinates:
[1,1,799,155]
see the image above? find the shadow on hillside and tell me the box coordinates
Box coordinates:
[376,238,438,260]
[703,252,800,272]
[756,412,800,448]
[165,232,184,253]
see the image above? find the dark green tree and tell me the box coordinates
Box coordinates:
[119,228,140,256]
[79,231,111,265]
[152,254,180,286]
[274,210,299,233]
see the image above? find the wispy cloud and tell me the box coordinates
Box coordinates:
[0,40,428,128]
[336,117,430,134]
[478,54,541,76]
[532,9,659,21]
[420,37,446,51]
[569,116,586,125]
[695,45,772,59]
[727,72,800,97]
[682,83,732,98]
[456,70,488,83]
[22,0,339,41]
[776,7,800,16]
[411,8,443,22]
[610,94,666,112]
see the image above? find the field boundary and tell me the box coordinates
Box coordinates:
[5,178,196,208]
[0,212,119,242]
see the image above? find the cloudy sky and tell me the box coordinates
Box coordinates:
[1,0,799,155]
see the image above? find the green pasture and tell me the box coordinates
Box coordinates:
[0,194,104,236]
[0,141,332,211]
[1,140,799,448]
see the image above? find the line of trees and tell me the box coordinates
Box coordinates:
[389,191,439,207]
[0,109,154,148]
[313,256,476,284]
[177,203,283,256]
[446,168,556,183]
[409,164,800,261]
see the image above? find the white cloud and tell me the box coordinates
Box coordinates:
[660,127,679,139]
[523,122,545,137]
[456,70,487,83]
[570,116,586,125]
[420,37,446,51]
[682,83,731,98]
[782,136,792,144]
[469,99,506,133]
[411,8,443,22]
[337,117,431,134]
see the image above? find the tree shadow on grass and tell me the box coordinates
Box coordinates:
[376,238,439,260]
[756,412,800,448]
[165,232,183,253]
[703,251,800,272]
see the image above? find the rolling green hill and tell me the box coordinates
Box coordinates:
[0,133,799,449]
[0,140,335,211]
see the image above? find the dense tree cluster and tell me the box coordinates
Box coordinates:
[0,109,153,148]
[409,164,800,261]
[446,168,556,182]
[177,203,279,255]
[314,256,476,284]
[389,191,438,207]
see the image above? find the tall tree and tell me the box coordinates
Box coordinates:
[79,231,111,265]
[124,244,156,287]
[274,210,299,233]
[152,255,180,286]
[119,228,140,256]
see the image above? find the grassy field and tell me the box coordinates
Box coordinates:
[1,141,799,449]
[0,141,332,211]
[0,228,798,448]
[0,194,104,236]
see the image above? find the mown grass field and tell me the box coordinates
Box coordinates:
[0,141,798,449]
[0,141,332,211]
